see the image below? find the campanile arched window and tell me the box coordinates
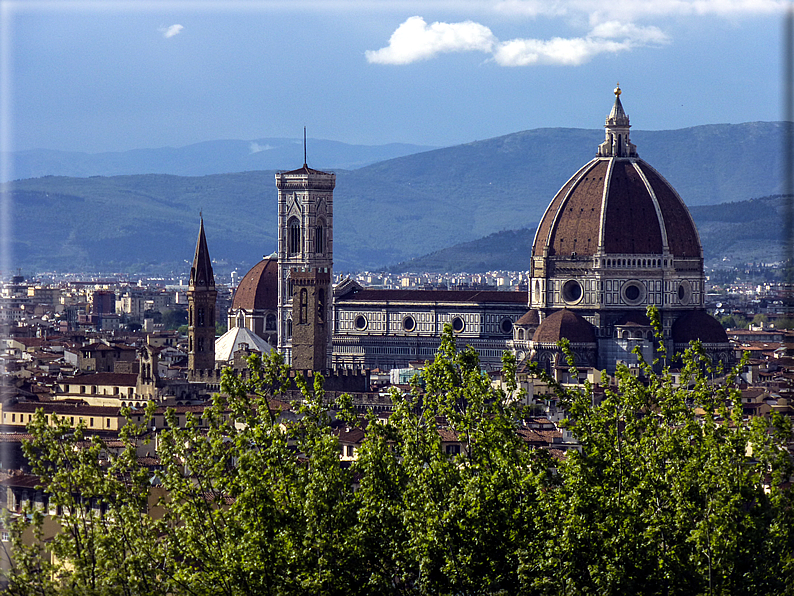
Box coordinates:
[288,218,301,256]
[315,219,325,255]
[317,288,325,323]
[299,288,308,324]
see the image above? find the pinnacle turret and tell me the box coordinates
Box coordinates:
[597,84,637,158]
[189,216,215,289]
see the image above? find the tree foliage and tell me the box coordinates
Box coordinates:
[4,313,794,595]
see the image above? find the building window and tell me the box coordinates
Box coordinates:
[500,318,513,334]
[451,316,465,333]
[288,218,301,256]
[354,315,367,330]
[562,279,583,304]
[198,337,205,353]
[317,288,325,324]
[299,289,308,324]
[197,307,205,327]
[266,313,276,331]
[315,223,325,255]
[403,316,416,332]
[287,319,293,338]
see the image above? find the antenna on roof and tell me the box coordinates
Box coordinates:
[303,126,307,166]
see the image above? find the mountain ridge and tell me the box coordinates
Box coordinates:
[4,122,785,274]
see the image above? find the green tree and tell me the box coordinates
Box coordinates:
[4,315,794,595]
[531,310,794,595]
[160,308,188,330]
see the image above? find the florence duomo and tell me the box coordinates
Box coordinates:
[221,86,731,380]
[6,0,794,585]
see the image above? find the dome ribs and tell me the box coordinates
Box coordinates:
[638,164,701,258]
[603,161,664,255]
[533,168,583,257]
[547,160,608,257]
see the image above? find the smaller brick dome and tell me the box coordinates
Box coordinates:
[516,309,541,327]
[614,312,652,327]
[671,310,729,344]
[232,257,278,311]
[533,309,596,344]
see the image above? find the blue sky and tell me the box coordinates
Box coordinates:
[2,0,787,154]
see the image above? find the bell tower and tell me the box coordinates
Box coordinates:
[187,216,217,379]
[275,146,335,367]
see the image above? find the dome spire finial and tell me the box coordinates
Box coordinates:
[597,84,637,158]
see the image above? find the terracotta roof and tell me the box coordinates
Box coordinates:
[232,258,278,311]
[639,163,701,258]
[335,288,527,304]
[604,161,665,254]
[534,157,700,258]
[532,93,700,260]
[65,372,138,386]
[279,164,333,176]
[614,312,652,327]
[533,309,596,344]
[671,310,729,344]
[5,402,121,416]
[515,309,541,326]
[0,472,40,489]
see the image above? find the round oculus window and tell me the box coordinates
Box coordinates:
[562,279,583,304]
[678,281,692,305]
[500,318,513,334]
[402,316,416,332]
[354,315,367,331]
[451,316,465,332]
[621,281,645,305]
[625,285,640,300]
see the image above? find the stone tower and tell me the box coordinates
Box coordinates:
[289,267,331,370]
[275,160,335,367]
[187,217,217,379]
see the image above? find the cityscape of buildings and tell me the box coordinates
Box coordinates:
[1,90,793,581]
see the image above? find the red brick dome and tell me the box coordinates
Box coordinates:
[533,309,596,344]
[532,89,701,261]
[232,257,278,311]
[516,309,541,327]
[671,310,729,344]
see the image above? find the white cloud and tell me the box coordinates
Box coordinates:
[365,16,496,64]
[367,16,669,66]
[249,142,274,153]
[492,0,787,20]
[159,24,184,39]
[493,36,626,66]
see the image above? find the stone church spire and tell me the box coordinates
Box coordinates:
[597,84,637,158]
[187,216,217,378]
[189,215,215,290]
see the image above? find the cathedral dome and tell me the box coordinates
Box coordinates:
[232,256,278,311]
[532,309,596,344]
[515,309,541,327]
[532,87,701,260]
[671,310,729,344]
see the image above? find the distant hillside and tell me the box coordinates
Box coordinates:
[386,229,538,273]
[3,138,438,181]
[386,195,790,273]
[4,122,785,274]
